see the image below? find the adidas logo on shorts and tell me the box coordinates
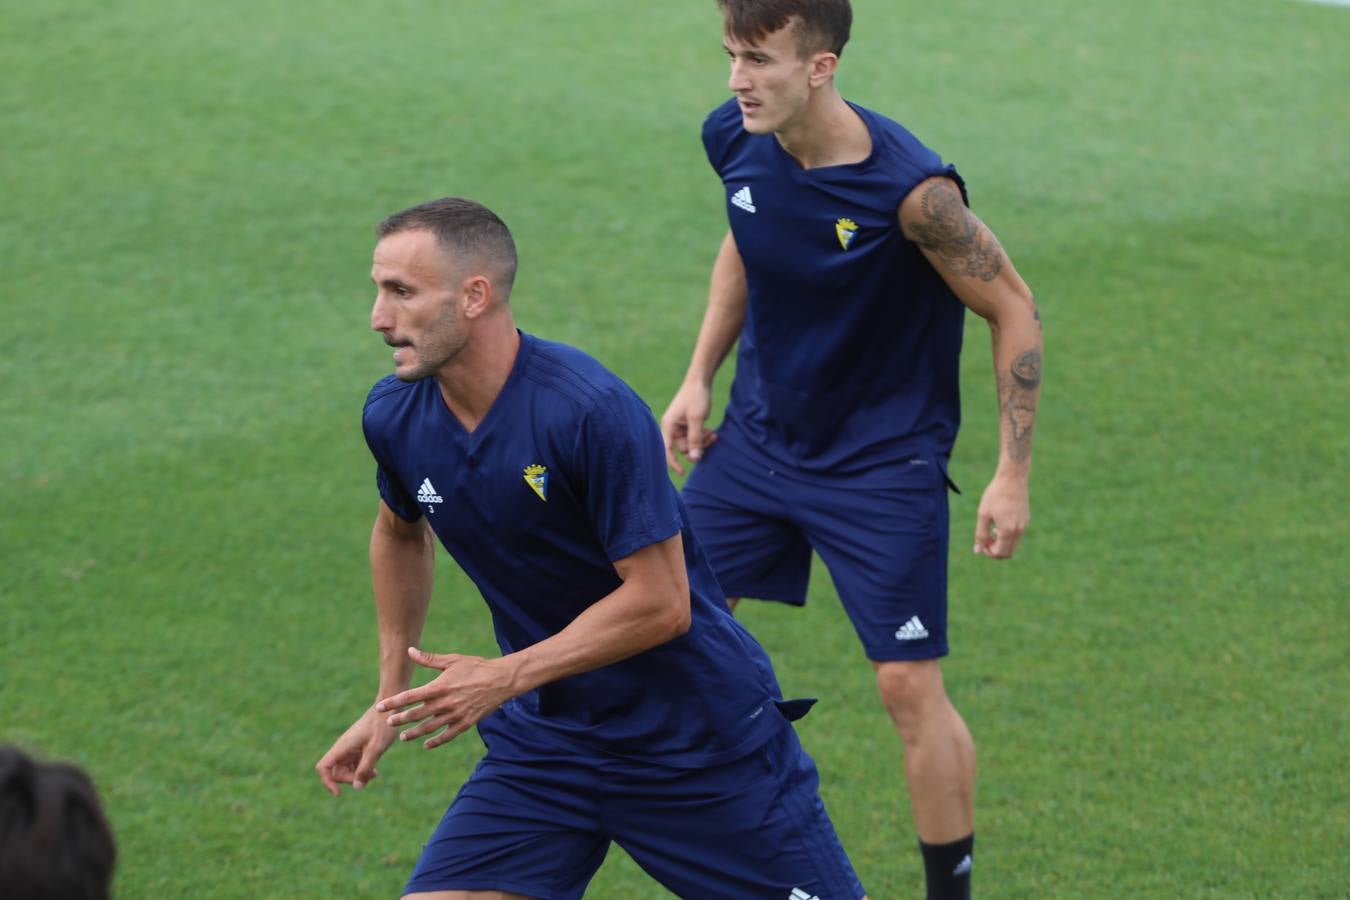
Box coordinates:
[894,616,930,641]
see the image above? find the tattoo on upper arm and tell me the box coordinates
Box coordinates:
[1001,348,1041,462]
[905,180,1005,282]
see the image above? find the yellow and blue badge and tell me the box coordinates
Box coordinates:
[835,217,858,250]
[523,464,548,501]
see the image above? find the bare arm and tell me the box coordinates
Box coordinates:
[315,501,434,795]
[684,230,749,389]
[377,533,693,748]
[660,230,748,473]
[900,176,1042,557]
[369,501,436,698]
[502,533,691,689]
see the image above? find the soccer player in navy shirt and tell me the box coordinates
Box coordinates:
[315,197,867,899]
[660,2,1043,898]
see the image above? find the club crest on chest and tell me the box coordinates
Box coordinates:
[523,464,549,501]
[835,217,858,250]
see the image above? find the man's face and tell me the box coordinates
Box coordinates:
[370,229,467,382]
[724,22,816,135]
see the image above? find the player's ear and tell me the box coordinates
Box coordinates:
[461,274,494,319]
[808,51,837,87]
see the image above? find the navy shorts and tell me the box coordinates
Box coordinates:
[683,439,954,661]
[404,721,864,900]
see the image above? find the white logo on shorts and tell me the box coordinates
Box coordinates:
[895,616,930,641]
[789,889,821,900]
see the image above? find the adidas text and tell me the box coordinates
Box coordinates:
[417,477,443,505]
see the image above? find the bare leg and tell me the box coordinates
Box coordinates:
[873,659,975,842]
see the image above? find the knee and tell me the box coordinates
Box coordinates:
[874,660,947,736]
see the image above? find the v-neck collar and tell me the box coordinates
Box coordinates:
[772,100,881,178]
[433,330,534,448]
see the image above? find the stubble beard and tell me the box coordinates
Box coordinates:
[393,307,466,383]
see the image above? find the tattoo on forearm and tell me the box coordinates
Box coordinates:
[905,180,1005,282]
[1001,348,1041,462]
[1012,348,1041,390]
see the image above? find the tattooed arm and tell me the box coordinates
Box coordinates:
[899,175,1042,559]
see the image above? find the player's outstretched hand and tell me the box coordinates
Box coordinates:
[315,705,399,797]
[660,381,718,475]
[974,473,1030,559]
[375,648,518,750]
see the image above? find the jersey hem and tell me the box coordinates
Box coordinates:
[717,415,950,483]
[721,588,808,608]
[491,698,791,770]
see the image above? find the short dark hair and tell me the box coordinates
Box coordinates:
[0,746,116,900]
[376,197,519,296]
[717,0,852,58]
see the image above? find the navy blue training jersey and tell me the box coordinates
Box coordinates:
[703,98,968,474]
[362,332,790,766]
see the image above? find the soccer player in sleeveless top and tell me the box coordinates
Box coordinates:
[316,198,868,899]
[659,3,1043,898]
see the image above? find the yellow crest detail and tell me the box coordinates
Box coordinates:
[523,464,548,501]
[835,217,858,250]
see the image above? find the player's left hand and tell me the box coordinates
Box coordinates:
[375,648,517,749]
[974,473,1030,559]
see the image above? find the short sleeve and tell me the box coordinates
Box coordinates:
[575,388,682,563]
[375,464,420,522]
[939,163,968,206]
[362,398,422,523]
[701,99,740,176]
[883,112,968,206]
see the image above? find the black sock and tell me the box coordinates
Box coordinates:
[919,833,973,900]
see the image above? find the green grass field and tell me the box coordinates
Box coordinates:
[3,1,1347,896]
